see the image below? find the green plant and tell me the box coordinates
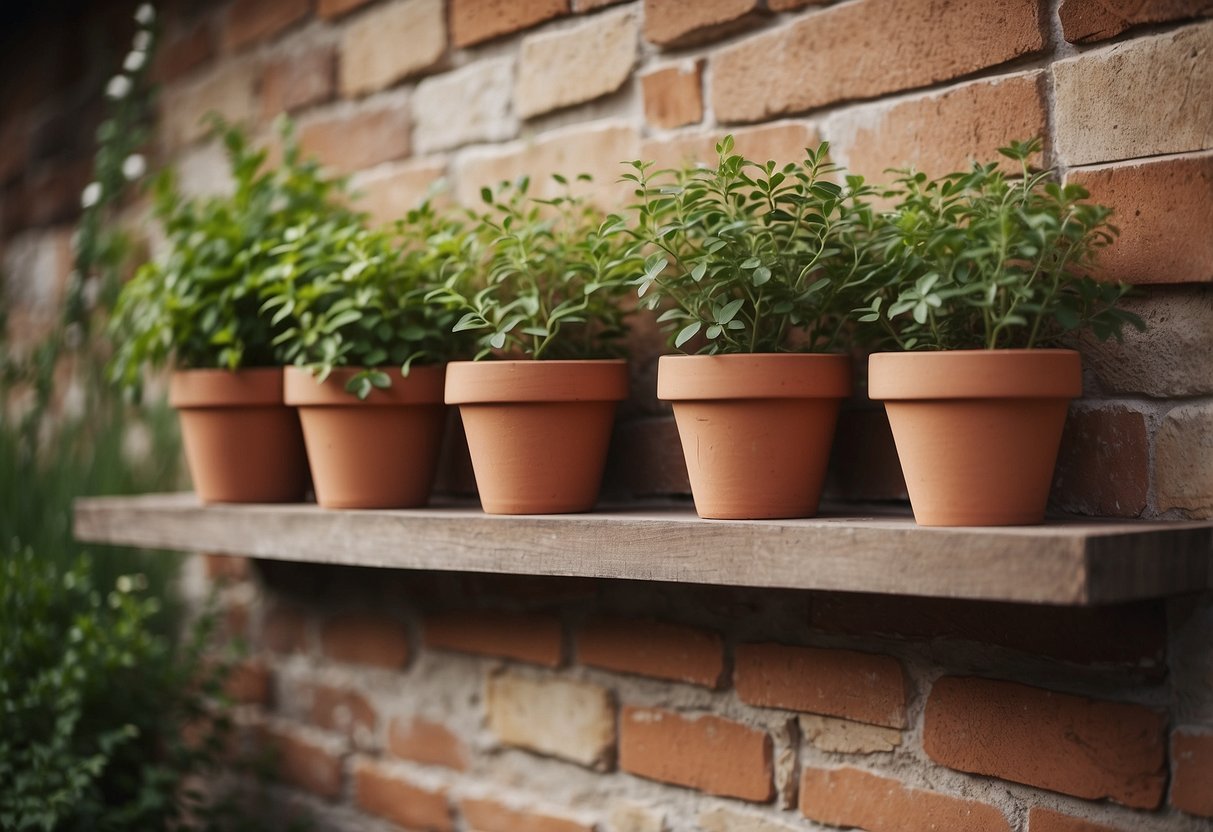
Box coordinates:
[264,200,471,399]
[429,176,644,360]
[625,137,877,354]
[855,139,1143,350]
[108,119,361,394]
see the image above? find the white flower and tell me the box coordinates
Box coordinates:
[106,74,132,99]
[122,153,147,181]
[135,3,155,25]
[133,30,152,51]
[81,182,102,208]
[123,50,146,72]
[117,575,134,593]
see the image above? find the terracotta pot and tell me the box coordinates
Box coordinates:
[169,368,308,504]
[284,366,447,509]
[657,354,852,520]
[868,349,1082,527]
[444,360,629,515]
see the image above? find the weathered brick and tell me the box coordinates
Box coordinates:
[644,0,763,47]
[639,119,819,171]
[734,643,907,728]
[800,766,1011,832]
[608,803,666,832]
[260,43,335,119]
[424,610,563,666]
[203,553,252,581]
[603,417,689,498]
[487,671,615,768]
[317,0,375,18]
[641,60,703,130]
[1059,0,1213,43]
[1051,404,1149,518]
[1172,728,1213,817]
[353,157,448,225]
[308,683,377,745]
[388,716,469,770]
[225,658,272,704]
[620,707,773,802]
[413,57,516,153]
[924,676,1167,808]
[319,612,410,668]
[1053,21,1213,166]
[699,807,801,832]
[162,57,259,149]
[515,9,637,119]
[577,618,723,687]
[261,722,346,799]
[828,71,1047,180]
[1027,807,1123,832]
[354,758,453,830]
[339,0,445,97]
[1156,402,1213,518]
[451,0,570,47]
[460,797,594,832]
[261,601,311,654]
[298,99,411,174]
[799,714,902,755]
[223,0,311,51]
[151,18,216,83]
[712,0,1044,123]
[1066,152,1213,284]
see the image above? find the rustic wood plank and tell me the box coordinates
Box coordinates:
[73,493,1213,606]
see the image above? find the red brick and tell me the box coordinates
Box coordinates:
[1027,807,1124,832]
[222,602,250,640]
[924,676,1167,808]
[734,643,907,729]
[644,0,763,47]
[711,0,1044,123]
[1172,728,1213,817]
[308,684,377,743]
[620,707,773,802]
[152,18,217,83]
[1059,0,1213,43]
[577,618,723,687]
[460,797,593,832]
[320,612,410,668]
[204,553,252,581]
[298,101,411,175]
[223,0,312,51]
[639,119,819,171]
[388,716,469,771]
[1051,405,1150,518]
[354,158,448,225]
[800,766,1011,832]
[451,0,570,47]
[317,0,376,18]
[424,610,563,666]
[260,44,335,119]
[641,61,704,130]
[262,602,311,654]
[262,723,346,799]
[224,658,272,704]
[1066,152,1213,285]
[354,758,453,830]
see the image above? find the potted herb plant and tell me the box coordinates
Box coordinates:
[431,176,640,515]
[859,139,1142,526]
[110,121,354,503]
[626,137,873,519]
[270,201,469,509]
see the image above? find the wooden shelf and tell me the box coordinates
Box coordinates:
[73,492,1213,606]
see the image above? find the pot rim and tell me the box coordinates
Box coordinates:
[169,367,284,409]
[657,352,852,402]
[445,359,629,405]
[284,364,447,407]
[868,348,1082,401]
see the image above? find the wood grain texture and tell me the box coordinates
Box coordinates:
[73,493,1213,605]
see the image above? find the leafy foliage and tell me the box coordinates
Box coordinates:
[855,139,1143,350]
[429,176,644,360]
[624,137,877,354]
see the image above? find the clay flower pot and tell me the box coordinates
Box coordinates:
[657,354,852,520]
[444,360,629,515]
[169,368,308,504]
[868,349,1082,527]
[284,365,447,509]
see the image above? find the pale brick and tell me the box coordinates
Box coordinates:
[176,140,235,200]
[163,57,259,149]
[486,670,616,769]
[1054,21,1213,166]
[1081,287,1213,397]
[1,228,72,317]
[639,119,818,170]
[339,0,446,97]
[641,60,704,130]
[698,807,802,832]
[1156,402,1213,518]
[608,803,666,832]
[644,0,762,47]
[827,71,1047,180]
[413,57,516,154]
[352,157,449,225]
[712,0,1044,123]
[798,714,902,754]
[1066,152,1213,284]
[451,0,570,47]
[515,9,638,119]
[224,0,311,51]
[260,44,335,119]
[1059,0,1213,44]
[298,97,411,175]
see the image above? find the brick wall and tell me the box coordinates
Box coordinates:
[4,1,1213,829]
